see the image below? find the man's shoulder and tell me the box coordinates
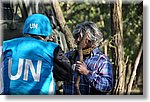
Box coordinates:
[93,48,111,62]
[66,50,76,54]
[65,50,77,58]
[3,37,23,43]
[3,37,25,47]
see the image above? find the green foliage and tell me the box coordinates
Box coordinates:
[122,2,143,63]
[60,1,142,64]
[60,2,111,39]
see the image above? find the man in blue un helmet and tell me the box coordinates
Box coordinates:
[1,14,72,95]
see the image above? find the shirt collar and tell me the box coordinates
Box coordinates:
[91,47,102,56]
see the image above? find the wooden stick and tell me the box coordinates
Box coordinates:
[75,33,88,95]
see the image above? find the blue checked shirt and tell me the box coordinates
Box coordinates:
[63,47,113,95]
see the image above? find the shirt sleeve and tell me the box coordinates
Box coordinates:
[86,60,113,92]
[53,46,73,81]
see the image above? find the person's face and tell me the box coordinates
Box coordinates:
[74,33,91,49]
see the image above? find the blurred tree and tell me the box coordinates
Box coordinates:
[110,0,125,95]
[1,0,143,95]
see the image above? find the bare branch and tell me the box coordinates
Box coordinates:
[51,0,75,50]
[126,43,143,95]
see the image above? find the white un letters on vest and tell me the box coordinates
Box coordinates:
[8,58,42,82]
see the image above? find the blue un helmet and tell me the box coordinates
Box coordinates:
[22,14,52,37]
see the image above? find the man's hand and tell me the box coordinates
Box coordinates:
[76,61,89,75]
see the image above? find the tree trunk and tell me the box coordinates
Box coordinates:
[111,0,125,95]
[126,42,143,95]
[51,0,75,50]
[125,63,132,90]
[18,0,28,21]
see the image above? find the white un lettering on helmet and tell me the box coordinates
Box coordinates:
[30,23,38,29]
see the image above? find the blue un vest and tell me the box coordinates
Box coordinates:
[2,36,58,95]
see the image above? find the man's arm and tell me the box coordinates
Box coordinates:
[53,46,73,81]
[76,60,113,92]
[86,61,113,92]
